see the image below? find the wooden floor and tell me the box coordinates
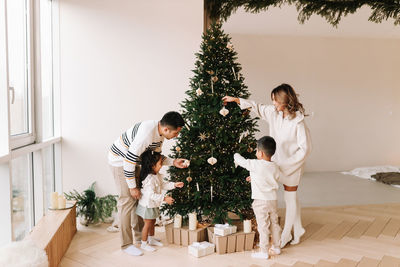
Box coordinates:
[60,203,400,267]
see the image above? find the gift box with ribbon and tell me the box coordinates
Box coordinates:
[188,241,215,258]
[214,223,237,236]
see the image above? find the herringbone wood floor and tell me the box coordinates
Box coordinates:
[60,203,400,267]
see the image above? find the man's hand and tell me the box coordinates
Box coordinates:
[174,158,189,169]
[246,176,251,182]
[222,96,240,105]
[130,188,141,200]
[164,195,174,205]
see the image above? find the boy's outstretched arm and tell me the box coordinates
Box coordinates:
[234,153,257,172]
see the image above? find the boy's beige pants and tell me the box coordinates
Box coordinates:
[110,165,144,248]
[252,199,281,253]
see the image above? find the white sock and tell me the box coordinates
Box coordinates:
[148,236,163,246]
[149,235,161,242]
[270,245,281,255]
[123,245,143,256]
[281,191,297,248]
[291,197,305,244]
[141,240,156,252]
[251,252,269,259]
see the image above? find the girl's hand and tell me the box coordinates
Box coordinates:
[222,96,240,105]
[246,176,251,182]
[164,195,174,205]
[173,158,188,169]
[175,182,184,188]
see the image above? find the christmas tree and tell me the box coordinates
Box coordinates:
[162,22,258,224]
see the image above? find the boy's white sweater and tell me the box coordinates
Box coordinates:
[234,153,279,201]
[239,98,312,177]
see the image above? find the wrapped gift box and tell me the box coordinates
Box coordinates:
[188,241,215,258]
[207,227,255,254]
[214,224,237,236]
[165,223,208,246]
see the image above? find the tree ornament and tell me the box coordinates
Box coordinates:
[196,182,199,191]
[207,70,214,75]
[242,109,251,117]
[198,132,207,141]
[196,88,203,96]
[232,67,236,79]
[207,157,217,165]
[239,130,249,143]
[211,76,218,83]
[247,147,253,153]
[186,176,192,183]
[219,107,229,117]
[175,146,181,152]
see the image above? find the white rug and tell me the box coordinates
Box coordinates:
[341,165,400,188]
[0,240,48,267]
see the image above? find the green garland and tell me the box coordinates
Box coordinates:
[205,0,400,26]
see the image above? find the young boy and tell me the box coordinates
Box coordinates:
[234,136,281,259]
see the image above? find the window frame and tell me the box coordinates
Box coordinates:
[8,0,36,149]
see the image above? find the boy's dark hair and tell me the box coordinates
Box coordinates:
[139,150,162,188]
[257,136,276,157]
[160,111,185,130]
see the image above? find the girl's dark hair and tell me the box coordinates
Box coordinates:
[271,83,305,119]
[138,150,162,188]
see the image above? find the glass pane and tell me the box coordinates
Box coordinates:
[40,0,54,139]
[11,154,32,241]
[7,0,30,136]
[43,145,55,212]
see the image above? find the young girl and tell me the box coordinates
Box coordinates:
[223,83,312,248]
[136,150,184,252]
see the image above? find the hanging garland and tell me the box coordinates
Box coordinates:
[205,0,400,27]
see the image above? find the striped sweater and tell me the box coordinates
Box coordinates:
[108,120,173,188]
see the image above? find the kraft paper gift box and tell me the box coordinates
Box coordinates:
[214,224,237,236]
[165,223,174,244]
[165,223,208,246]
[207,227,255,254]
[188,241,215,258]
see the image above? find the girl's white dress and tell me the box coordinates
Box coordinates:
[136,173,175,219]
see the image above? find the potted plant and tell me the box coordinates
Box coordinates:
[64,182,117,226]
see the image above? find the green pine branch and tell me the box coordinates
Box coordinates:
[205,0,400,26]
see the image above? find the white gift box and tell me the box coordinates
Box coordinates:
[213,223,237,236]
[188,241,215,258]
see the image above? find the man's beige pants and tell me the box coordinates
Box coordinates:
[110,166,144,248]
[252,199,281,253]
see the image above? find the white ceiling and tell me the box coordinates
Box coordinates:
[223,5,400,39]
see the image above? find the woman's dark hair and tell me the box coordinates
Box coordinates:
[138,150,162,188]
[271,83,305,119]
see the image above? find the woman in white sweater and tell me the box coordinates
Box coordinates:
[222,83,311,248]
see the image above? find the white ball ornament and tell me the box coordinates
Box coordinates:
[219,107,229,117]
[207,157,217,165]
[196,88,203,96]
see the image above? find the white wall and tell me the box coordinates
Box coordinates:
[59,0,203,194]
[226,33,400,172]
[59,1,400,194]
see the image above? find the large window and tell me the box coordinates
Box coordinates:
[0,0,61,244]
[7,0,35,148]
[11,154,33,241]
